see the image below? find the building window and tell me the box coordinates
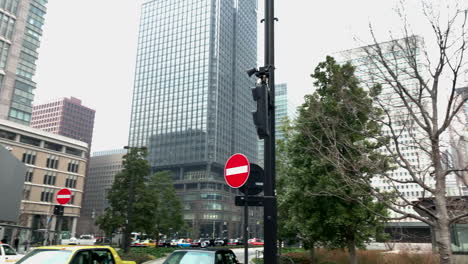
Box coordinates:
[44,141,63,152]
[43,173,56,186]
[19,135,41,146]
[66,147,83,157]
[23,185,31,200]
[67,160,79,173]
[25,168,34,182]
[46,155,59,169]
[70,194,75,205]
[0,129,16,140]
[22,151,36,165]
[65,175,77,189]
[40,188,54,202]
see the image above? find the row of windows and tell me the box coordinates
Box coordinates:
[0,0,18,15]
[24,168,78,188]
[0,12,15,40]
[0,39,9,70]
[21,152,81,172]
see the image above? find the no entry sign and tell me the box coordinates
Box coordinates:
[56,188,72,205]
[224,153,250,188]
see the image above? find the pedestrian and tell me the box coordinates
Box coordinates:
[13,237,19,251]
[23,240,29,252]
[1,237,7,244]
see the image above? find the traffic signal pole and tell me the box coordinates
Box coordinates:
[263,0,277,263]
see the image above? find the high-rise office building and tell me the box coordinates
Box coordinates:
[451,87,468,194]
[30,97,96,146]
[77,149,127,235]
[0,0,48,125]
[335,37,437,221]
[128,0,258,237]
[257,83,289,166]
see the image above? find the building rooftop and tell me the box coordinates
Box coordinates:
[0,119,88,148]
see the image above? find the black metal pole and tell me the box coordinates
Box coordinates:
[263,0,277,263]
[244,193,249,264]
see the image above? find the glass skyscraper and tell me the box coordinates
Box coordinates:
[0,0,48,125]
[129,0,258,238]
[257,83,289,167]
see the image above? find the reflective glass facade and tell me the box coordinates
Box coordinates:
[257,83,288,166]
[0,0,48,125]
[129,0,258,238]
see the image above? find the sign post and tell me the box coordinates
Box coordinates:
[55,188,71,245]
[224,154,250,264]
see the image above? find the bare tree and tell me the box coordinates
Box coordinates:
[318,3,468,264]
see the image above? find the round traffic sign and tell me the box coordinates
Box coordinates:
[224,153,250,188]
[56,188,72,205]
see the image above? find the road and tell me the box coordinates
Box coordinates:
[144,247,263,264]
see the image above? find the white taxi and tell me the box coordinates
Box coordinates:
[0,244,23,263]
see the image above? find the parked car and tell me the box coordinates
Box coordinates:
[214,238,225,246]
[248,238,264,246]
[0,244,23,264]
[190,239,201,247]
[163,248,240,264]
[227,239,239,246]
[140,240,156,247]
[200,239,211,248]
[170,239,179,247]
[130,240,146,247]
[15,245,136,264]
[158,240,171,247]
[176,239,191,248]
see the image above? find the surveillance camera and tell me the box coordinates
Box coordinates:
[246,68,258,77]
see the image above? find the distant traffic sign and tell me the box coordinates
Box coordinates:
[224,153,250,188]
[56,188,72,205]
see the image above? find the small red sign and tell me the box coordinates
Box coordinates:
[56,188,72,205]
[224,153,250,188]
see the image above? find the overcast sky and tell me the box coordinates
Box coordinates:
[33,0,466,152]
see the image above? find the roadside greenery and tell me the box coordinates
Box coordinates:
[253,248,439,264]
[119,247,176,263]
[96,148,185,250]
[277,57,390,264]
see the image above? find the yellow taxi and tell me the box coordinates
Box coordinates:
[15,245,136,264]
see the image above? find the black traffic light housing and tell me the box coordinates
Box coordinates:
[54,205,64,216]
[248,66,272,140]
[251,82,270,139]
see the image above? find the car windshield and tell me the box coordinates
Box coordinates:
[164,251,214,264]
[3,245,17,255]
[16,249,72,264]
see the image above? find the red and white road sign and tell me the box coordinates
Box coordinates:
[56,188,72,205]
[224,153,250,188]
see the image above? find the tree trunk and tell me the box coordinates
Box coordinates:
[433,194,453,264]
[432,136,453,264]
[309,246,316,264]
[435,221,453,264]
[348,240,357,264]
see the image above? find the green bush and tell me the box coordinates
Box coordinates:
[254,249,439,264]
[119,251,155,264]
[118,247,177,263]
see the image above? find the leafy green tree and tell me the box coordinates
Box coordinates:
[139,171,185,245]
[277,56,390,264]
[97,147,150,252]
[95,208,123,245]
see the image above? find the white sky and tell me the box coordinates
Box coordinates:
[33,0,466,152]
